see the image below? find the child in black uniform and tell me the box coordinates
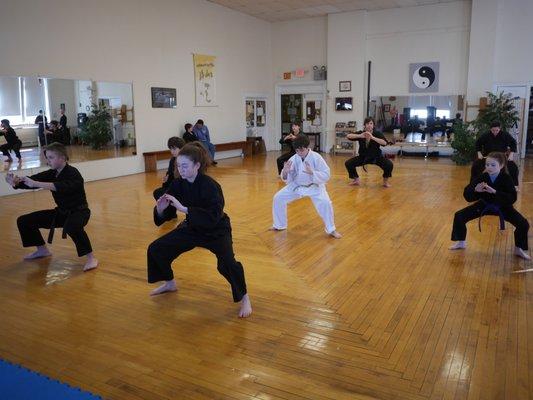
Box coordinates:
[5,142,98,270]
[0,119,22,162]
[450,152,530,260]
[152,136,185,200]
[147,142,252,318]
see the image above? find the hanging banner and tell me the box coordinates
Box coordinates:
[193,54,217,106]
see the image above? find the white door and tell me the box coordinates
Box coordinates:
[495,85,528,159]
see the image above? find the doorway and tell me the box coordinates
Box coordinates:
[275,82,326,152]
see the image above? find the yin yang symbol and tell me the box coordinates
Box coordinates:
[412,66,435,89]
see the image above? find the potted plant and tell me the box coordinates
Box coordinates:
[471,91,520,134]
[78,104,113,149]
[451,91,519,165]
[450,121,476,165]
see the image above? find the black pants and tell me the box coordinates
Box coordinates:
[147,225,247,302]
[1,141,22,159]
[17,208,93,256]
[451,202,529,250]
[471,158,519,186]
[345,156,393,179]
[276,151,295,175]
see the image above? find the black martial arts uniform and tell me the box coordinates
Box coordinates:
[14,164,93,257]
[276,134,298,174]
[345,131,393,179]
[0,127,22,160]
[451,171,529,250]
[147,173,248,302]
[153,156,177,200]
[471,131,519,186]
[183,131,198,143]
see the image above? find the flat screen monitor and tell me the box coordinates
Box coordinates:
[335,97,353,111]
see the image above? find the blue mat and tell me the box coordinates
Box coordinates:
[0,359,101,400]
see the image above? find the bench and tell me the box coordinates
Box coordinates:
[142,141,252,172]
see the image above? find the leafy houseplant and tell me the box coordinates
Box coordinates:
[451,91,519,165]
[470,91,520,135]
[450,121,476,165]
[78,104,113,149]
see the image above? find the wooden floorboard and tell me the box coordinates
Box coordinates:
[0,152,532,399]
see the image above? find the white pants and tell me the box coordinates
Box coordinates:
[272,185,336,233]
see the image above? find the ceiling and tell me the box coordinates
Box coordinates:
[206,0,461,22]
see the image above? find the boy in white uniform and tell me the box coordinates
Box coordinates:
[271,134,341,239]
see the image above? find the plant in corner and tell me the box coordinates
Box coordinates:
[451,91,519,165]
[78,104,113,149]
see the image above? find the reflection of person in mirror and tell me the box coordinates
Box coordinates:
[0,119,22,162]
[34,110,48,146]
[5,142,98,271]
[59,109,67,130]
[192,119,217,165]
[147,142,252,318]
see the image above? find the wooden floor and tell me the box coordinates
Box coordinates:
[0,153,532,400]
[1,144,136,171]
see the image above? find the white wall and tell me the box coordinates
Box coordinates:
[271,17,328,83]
[493,0,533,84]
[0,0,273,196]
[366,1,471,96]
[327,11,367,143]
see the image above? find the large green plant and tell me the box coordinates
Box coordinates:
[450,121,476,165]
[79,104,113,149]
[451,91,519,165]
[471,91,520,134]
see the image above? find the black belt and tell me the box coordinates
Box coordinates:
[47,205,88,243]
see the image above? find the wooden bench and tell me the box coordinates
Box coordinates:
[142,141,252,172]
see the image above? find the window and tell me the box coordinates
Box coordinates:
[436,109,450,119]
[410,109,427,119]
[0,76,48,125]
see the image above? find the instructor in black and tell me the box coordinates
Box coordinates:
[471,121,519,187]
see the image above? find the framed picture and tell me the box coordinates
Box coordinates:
[151,87,177,108]
[339,81,351,92]
[383,104,391,112]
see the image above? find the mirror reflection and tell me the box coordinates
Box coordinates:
[0,76,135,171]
[369,95,464,143]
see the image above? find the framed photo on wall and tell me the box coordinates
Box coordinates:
[339,81,351,92]
[151,87,177,108]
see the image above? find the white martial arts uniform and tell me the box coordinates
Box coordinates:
[272,149,337,233]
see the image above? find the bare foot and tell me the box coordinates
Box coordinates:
[449,241,466,250]
[329,230,342,239]
[24,247,52,260]
[150,280,177,296]
[514,247,531,260]
[348,178,360,186]
[83,258,98,272]
[269,226,286,231]
[383,179,391,188]
[238,294,252,318]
